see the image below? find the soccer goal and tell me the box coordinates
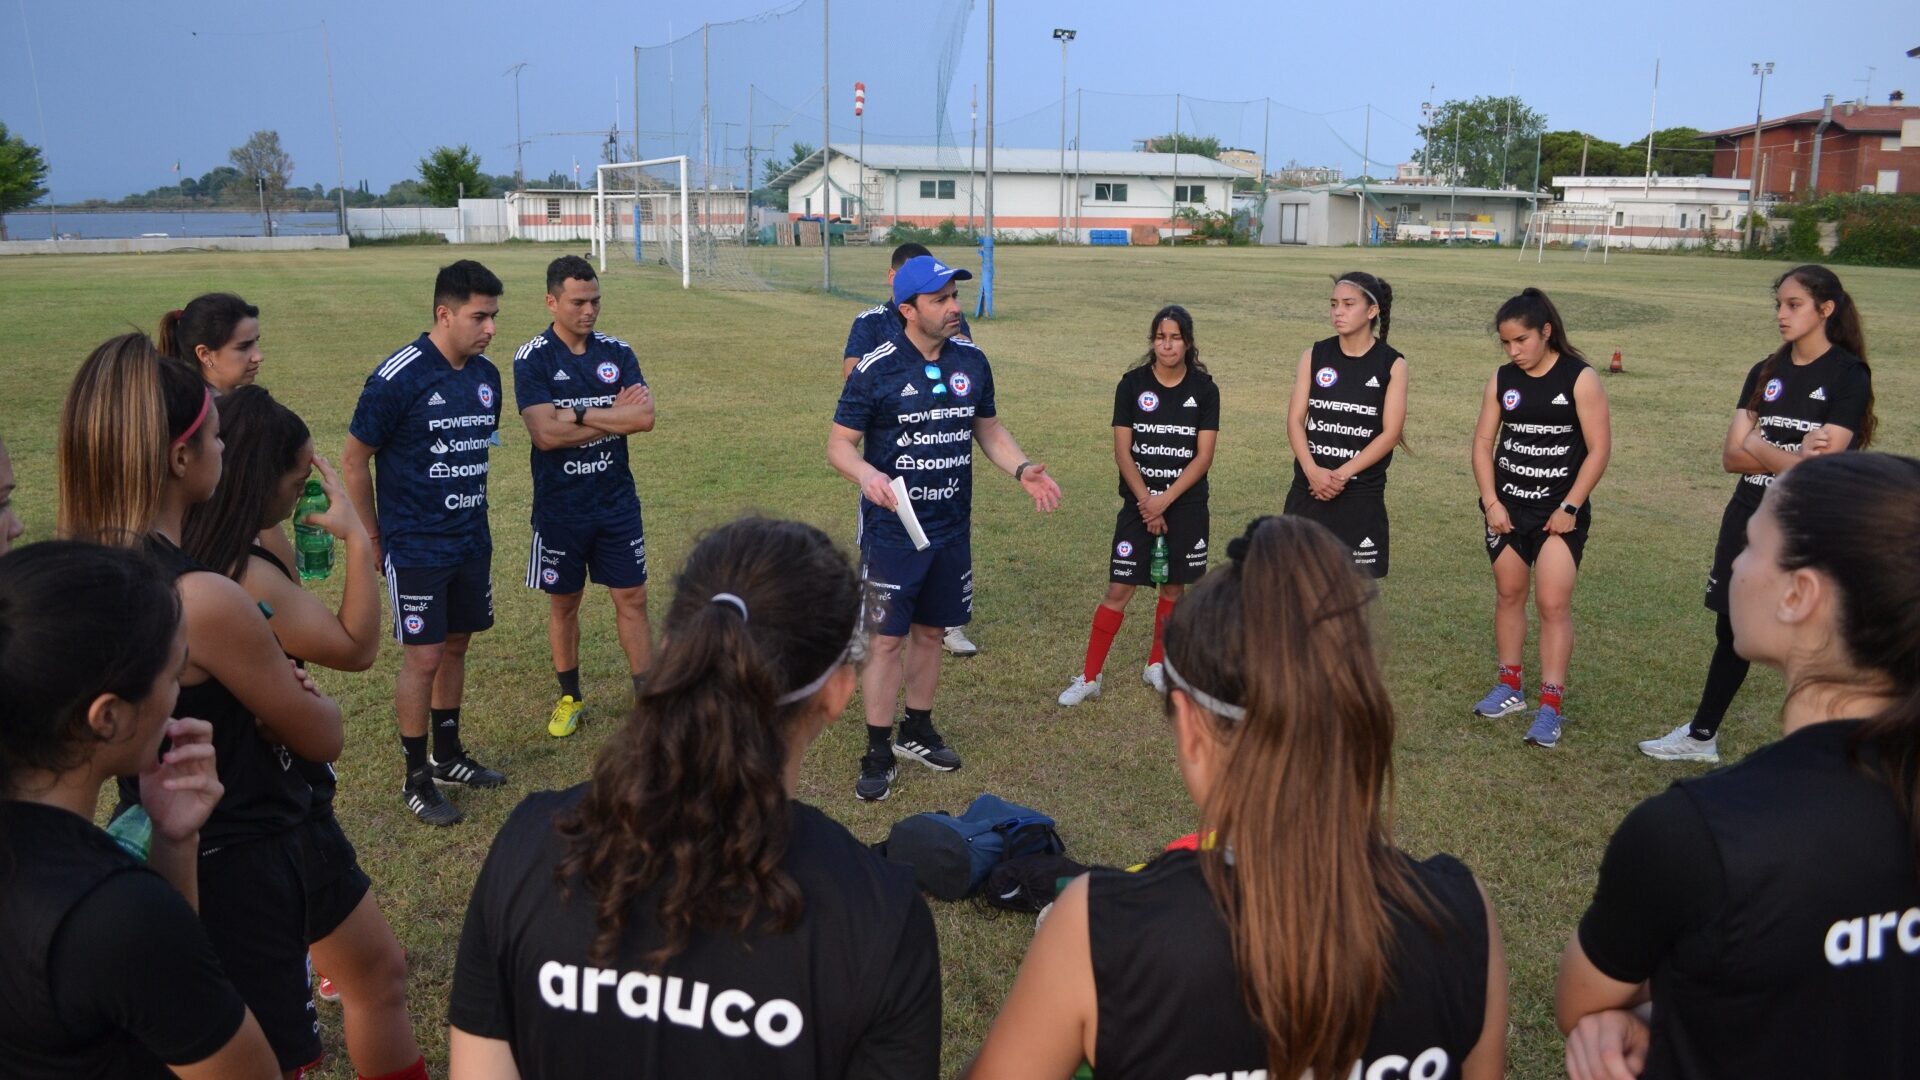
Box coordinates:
[594,157,691,288]
[1518,204,1615,264]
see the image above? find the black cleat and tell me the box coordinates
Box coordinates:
[402,769,463,826]
[429,751,506,789]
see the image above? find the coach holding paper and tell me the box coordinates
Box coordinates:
[829,255,1061,803]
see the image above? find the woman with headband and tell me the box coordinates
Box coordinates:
[449,517,940,1079]
[160,293,263,395]
[1283,271,1405,578]
[58,334,344,1077]
[972,516,1506,1080]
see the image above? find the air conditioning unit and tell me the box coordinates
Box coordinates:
[1709,205,1733,219]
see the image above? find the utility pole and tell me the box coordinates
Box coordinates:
[1745,61,1774,252]
[1170,93,1180,239]
[969,83,978,231]
[982,0,995,317]
[632,48,640,160]
[1052,28,1075,244]
[1448,113,1460,244]
[505,62,528,188]
[1074,89,1083,238]
[821,0,831,290]
[1643,59,1660,197]
[1362,103,1372,181]
[322,21,348,234]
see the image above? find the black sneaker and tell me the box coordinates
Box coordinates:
[429,751,506,788]
[894,724,962,772]
[854,745,898,802]
[402,769,463,826]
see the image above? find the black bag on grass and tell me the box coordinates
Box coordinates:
[878,794,1065,901]
[981,853,1090,913]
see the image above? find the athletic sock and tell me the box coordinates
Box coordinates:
[1541,683,1565,711]
[556,667,582,702]
[901,706,934,740]
[1084,605,1125,680]
[866,723,894,752]
[358,1057,430,1080]
[401,734,428,775]
[430,707,463,761]
[1498,664,1524,692]
[1148,597,1177,666]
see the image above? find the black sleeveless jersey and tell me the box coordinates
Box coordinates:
[1493,354,1590,507]
[250,542,338,814]
[119,536,311,852]
[1730,347,1872,510]
[1087,849,1488,1079]
[1296,336,1402,496]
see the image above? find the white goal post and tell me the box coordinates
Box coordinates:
[594,156,691,289]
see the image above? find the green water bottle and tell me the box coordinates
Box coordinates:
[1149,534,1170,585]
[294,478,333,581]
[105,805,153,862]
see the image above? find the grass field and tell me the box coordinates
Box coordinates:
[3,241,1917,1078]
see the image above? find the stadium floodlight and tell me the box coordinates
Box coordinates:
[1053,29,1075,243]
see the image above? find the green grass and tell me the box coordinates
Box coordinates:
[3,243,1917,1078]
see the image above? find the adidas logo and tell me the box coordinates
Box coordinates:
[1810,387,1827,401]
[900,383,919,397]
[427,391,446,405]
[553,369,570,381]
[1183,396,1198,408]
[1359,537,1376,549]
[1194,538,1206,550]
[1551,393,1569,405]
[1366,376,1380,388]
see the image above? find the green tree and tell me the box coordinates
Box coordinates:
[0,122,52,240]
[1647,126,1711,178]
[756,141,816,211]
[1422,96,1546,189]
[229,130,294,197]
[1136,133,1224,159]
[417,145,488,206]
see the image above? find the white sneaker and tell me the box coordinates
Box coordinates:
[1142,663,1166,693]
[943,626,980,656]
[1637,722,1720,763]
[1058,674,1102,706]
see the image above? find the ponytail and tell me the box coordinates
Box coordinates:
[157,293,258,368]
[1335,271,1393,343]
[1750,265,1875,448]
[555,518,861,967]
[58,334,208,547]
[1162,516,1433,1080]
[1494,287,1586,365]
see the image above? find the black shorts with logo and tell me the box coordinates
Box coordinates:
[386,553,494,645]
[199,832,321,1072]
[1110,499,1209,585]
[1283,482,1389,578]
[1486,500,1591,568]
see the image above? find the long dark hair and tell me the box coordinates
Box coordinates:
[555,517,862,967]
[1770,453,1920,865]
[58,334,209,548]
[182,386,310,580]
[1493,287,1587,365]
[1161,516,1434,1080]
[157,293,257,365]
[1743,265,1875,448]
[1132,304,1206,373]
[0,541,181,796]
[1334,271,1394,342]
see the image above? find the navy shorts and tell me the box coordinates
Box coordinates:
[863,541,973,637]
[526,503,648,594]
[387,554,494,645]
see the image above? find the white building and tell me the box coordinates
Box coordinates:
[767,144,1242,241]
[1260,182,1535,246]
[503,187,749,244]
[1542,176,1753,250]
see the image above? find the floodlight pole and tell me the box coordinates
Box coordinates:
[822,0,831,290]
[506,62,529,189]
[969,84,978,231]
[323,21,348,236]
[1745,61,1773,252]
[1053,28,1075,244]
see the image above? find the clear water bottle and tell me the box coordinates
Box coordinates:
[294,479,333,581]
[1150,534,1170,585]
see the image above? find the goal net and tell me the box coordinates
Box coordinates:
[1519,204,1615,263]
[595,157,767,290]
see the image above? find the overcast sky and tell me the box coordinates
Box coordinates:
[5,0,1914,202]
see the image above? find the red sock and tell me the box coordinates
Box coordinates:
[1498,664,1523,691]
[359,1057,429,1080]
[1084,605,1125,680]
[1541,682,1564,710]
[1148,597,1177,666]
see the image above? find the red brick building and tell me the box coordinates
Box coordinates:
[1701,102,1918,198]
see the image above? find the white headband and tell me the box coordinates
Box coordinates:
[1337,278,1379,310]
[710,593,749,620]
[775,636,857,705]
[1161,654,1247,722]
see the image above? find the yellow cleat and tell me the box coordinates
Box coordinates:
[548,694,585,738]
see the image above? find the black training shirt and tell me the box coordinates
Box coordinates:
[451,786,941,1079]
[0,801,248,1078]
[1578,721,1920,1078]
[1087,849,1489,1079]
[1111,364,1220,505]
[1730,347,1871,509]
[1295,335,1402,495]
[1493,353,1591,507]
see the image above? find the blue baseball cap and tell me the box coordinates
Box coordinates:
[892,255,974,305]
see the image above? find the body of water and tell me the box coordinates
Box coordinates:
[3,210,341,240]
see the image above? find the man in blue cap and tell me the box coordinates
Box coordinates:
[829,254,1062,801]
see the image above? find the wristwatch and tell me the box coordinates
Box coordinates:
[1560,500,1581,515]
[572,405,587,426]
[1015,460,1033,482]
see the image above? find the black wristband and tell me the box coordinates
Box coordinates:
[573,405,587,425]
[1015,460,1033,482]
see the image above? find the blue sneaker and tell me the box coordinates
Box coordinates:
[1471,682,1527,719]
[1524,704,1564,748]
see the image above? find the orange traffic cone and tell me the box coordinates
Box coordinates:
[1609,349,1624,374]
